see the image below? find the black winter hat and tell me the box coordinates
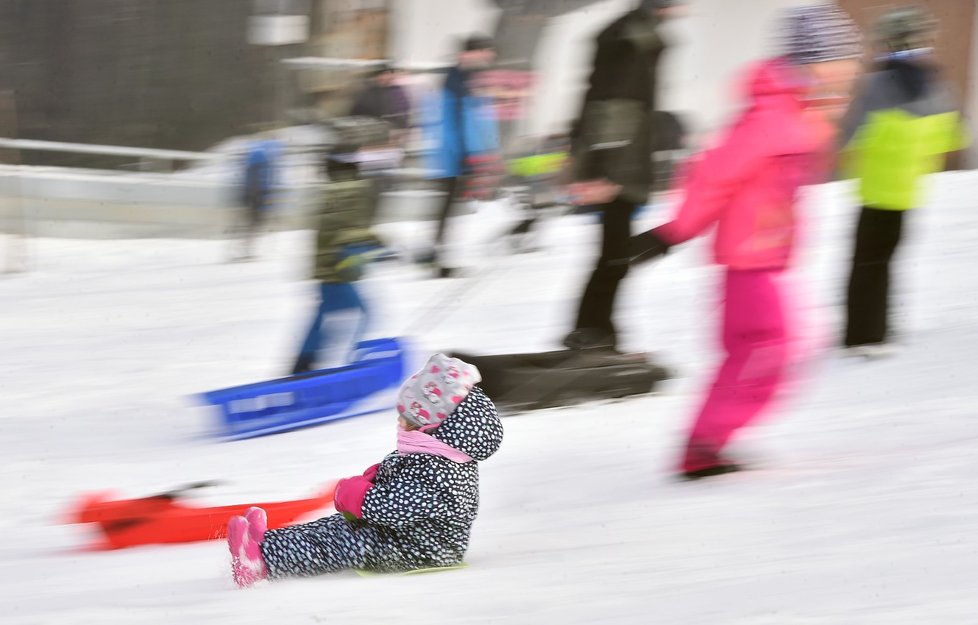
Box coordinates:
[875,5,937,52]
[324,144,360,179]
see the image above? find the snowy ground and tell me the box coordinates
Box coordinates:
[2,173,978,624]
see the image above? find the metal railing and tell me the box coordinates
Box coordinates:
[0,138,216,172]
[0,138,221,273]
[0,134,451,273]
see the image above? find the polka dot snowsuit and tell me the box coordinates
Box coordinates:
[260,387,503,577]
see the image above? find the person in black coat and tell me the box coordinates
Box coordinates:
[563,0,679,351]
[349,64,411,142]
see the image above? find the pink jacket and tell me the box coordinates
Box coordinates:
[655,59,836,270]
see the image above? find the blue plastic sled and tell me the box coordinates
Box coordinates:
[200,338,408,441]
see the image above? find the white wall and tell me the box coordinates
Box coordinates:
[524,0,631,136]
[531,0,816,140]
[390,0,499,67]
[392,0,817,143]
[670,0,803,140]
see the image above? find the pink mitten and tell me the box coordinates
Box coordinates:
[362,463,381,483]
[333,476,374,519]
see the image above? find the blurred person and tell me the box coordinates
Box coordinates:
[628,3,863,478]
[289,142,385,375]
[562,0,679,351]
[227,354,503,587]
[422,35,501,278]
[234,131,282,261]
[503,132,571,252]
[349,64,412,146]
[839,5,970,356]
[471,64,535,150]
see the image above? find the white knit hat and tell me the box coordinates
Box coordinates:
[396,354,482,428]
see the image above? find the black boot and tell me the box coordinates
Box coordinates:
[680,462,743,481]
[291,355,315,376]
[436,265,459,279]
[562,327,617,351]
[679,443,743,481]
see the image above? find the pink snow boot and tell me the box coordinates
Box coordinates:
[228,515,268,588]
[245,506,268,544]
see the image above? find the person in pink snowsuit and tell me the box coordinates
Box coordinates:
[629,4,863,478]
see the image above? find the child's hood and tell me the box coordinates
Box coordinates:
[742,58,808,102]
[736,58,835,157]
[430,387,503,461]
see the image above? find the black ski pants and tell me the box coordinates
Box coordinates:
[573,197,635,342]
[844,206,907,347]
[431,176,460,264]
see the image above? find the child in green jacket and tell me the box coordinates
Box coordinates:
[840,6,969,354]
[290,145,384,374]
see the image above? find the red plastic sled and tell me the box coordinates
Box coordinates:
[68,482,337,550]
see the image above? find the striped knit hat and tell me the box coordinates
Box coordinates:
[781,3,862,65]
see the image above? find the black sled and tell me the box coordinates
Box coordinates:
[449,349,670,413]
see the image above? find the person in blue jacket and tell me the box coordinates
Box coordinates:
[422,35,501,278]
[235,136,282,261]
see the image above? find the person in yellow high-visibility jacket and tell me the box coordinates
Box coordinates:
[839,6,970,355]
[502,138,570,251]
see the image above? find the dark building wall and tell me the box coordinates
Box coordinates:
[0,0,295,165]
[838,0,974,111]
[838,0,975,170]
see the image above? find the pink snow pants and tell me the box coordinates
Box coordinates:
[681,268,791,472]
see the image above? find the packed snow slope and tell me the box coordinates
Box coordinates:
[2,174,977,624]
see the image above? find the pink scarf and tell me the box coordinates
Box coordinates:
[397,425,473,463]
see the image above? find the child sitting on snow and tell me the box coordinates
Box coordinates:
[227,354,504,587]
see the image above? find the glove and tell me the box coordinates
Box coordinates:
[335,254,368,282]
[462,154,505,201]
[335,243,379,282]
[629,229,671,265]
[334,476,374,520]
[464,153,503,173]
